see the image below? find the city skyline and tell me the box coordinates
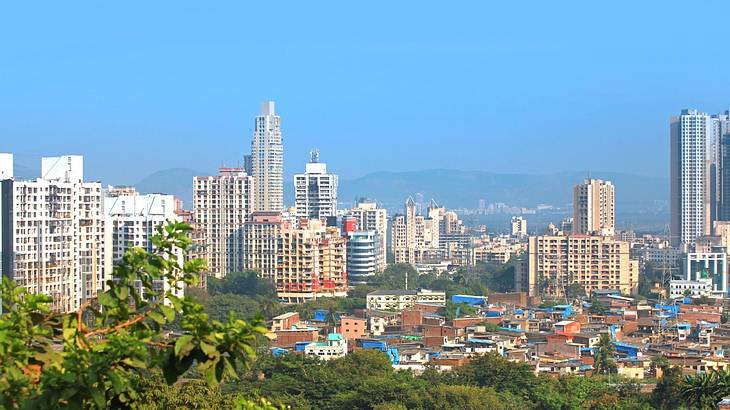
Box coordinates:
[5,2,730,185]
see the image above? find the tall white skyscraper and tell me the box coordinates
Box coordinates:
[1,154,108,313]
[294,150,338,220]
[193,168,254,278]
[671,109,722,246]
[251,101,283,212]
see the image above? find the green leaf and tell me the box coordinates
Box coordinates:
[174,335,194,357]
[160,305,175,321]
[90,387,106,409]
[200,341,217,356]
[148,311,165,324]
[97,292,115,307]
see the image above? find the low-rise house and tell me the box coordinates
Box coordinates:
[304,333,348,361]
[366,289,446,310]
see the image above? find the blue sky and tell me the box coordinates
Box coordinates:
[1,1,729,184]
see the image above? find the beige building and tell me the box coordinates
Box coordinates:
[366,289,446,311]
[1,154,108,313]
[573,178,615,236]
[525,234,639,297]
[251,101,284,212]
[472,246,512,264]
[193,168,253,278]
[244,214,347,303]
[391,197,441,264]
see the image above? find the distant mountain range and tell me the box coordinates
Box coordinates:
[132,168,668,212]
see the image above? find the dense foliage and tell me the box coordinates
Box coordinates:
[0,222,269,409]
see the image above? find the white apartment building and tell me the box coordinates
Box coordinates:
[511,216,528,237]
[366,289,446,311]
[251,101,284,212]
[573,178,615,236]
[0,154,108,313]
[193,168,253,278]
[346,230,381,279]
[348,201,387,272]
[104,187,183,302]
[304,333,348,361]
[294,150,338,219]
[670,109,730,246]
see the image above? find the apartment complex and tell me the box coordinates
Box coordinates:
[244,215,347,303]
[524,234,639,297]
[294,150,338,219]
[347,201,387,272]
[251,101,284,212]
[670,109,730,246]
[193,168,253,278]
[391,197,441,264]
[0,154,108,313]
[573,178,615,236]
[344,229,381,280]
[104,187,183,302]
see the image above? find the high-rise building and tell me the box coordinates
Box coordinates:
[524,234,639,297]
[391,197,442,264]
[104,187,184,302]
[511,216,528,237]
[348,201,387,272]
[294,150,338,219]
[670,109,730,246]
[277,219,347,303]
[345,230,381,280]
[573,178,615,236]
[243,214,347,303]
[1,154,108,313]
[193,168,253,278]
[251,101,284,212]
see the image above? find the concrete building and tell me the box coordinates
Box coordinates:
[104,187,183,302]
[525,235,639,297]
[573,178,615,236]
[391,197,442,264]
[511,216,528,237]
[670,109,730,246]
[304,333,348,361]
[366,289,446,311]
[348,201,387,272]
[251,101,284,212]
[243,212,283,284]
[676,252,728,299]
[294,150,338,219]
[345,229,381,280]
[1,154,108,313]
[193,168,253,278]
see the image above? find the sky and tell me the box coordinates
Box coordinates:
[2,1,730,184]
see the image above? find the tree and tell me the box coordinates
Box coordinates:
[564,283,586,299]
[680,370,723,409]
[0,222,268,409]
[593,334,616,375]
[651,365,683,410]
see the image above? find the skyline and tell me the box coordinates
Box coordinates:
[4,1,730,184]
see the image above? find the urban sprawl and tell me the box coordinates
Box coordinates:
[6,104,730,401]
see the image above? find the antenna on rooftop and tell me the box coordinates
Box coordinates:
[310,149,320,163]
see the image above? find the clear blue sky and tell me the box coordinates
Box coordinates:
[2,1,729,184]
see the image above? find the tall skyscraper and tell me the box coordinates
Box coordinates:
[670,109,730,246]
[251,101,283,212]
[348,201,388,272]
[294,150,338,219]
[1,154,108,313]
[511,216,528,237]
[193,168,253,278]
[391,197,442,264]
[572,178,615,236]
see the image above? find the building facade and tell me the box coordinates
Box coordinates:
[345,230,381,280]
[1,154,108,313]
[573,178,615,236]
[104,187,183,302]
[511,216,528,237]
[670,109,730,246]
[251,101,284,212]
[391,197,441,264]
[348,201,387,272]
[193,168,253,278]
[294,150,338,219]
[526,234,639,297]
[366,289,447,310]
